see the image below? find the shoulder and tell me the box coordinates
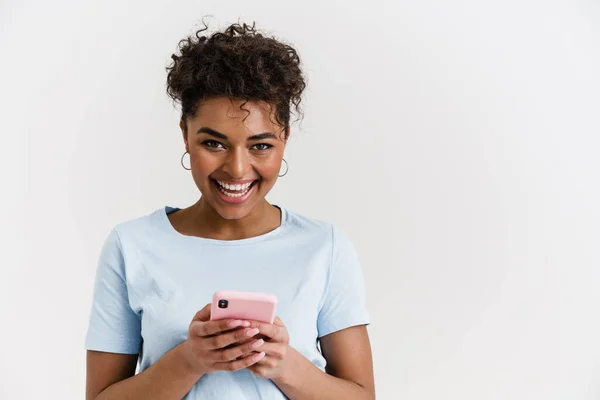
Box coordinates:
[283,207,332,236]
[109,207,168,246]
[282,208,353,248]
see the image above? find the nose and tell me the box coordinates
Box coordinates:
[222,147,250,179]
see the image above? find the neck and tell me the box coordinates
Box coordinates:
[183,198,280,240]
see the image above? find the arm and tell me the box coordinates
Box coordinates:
[273,325,375,400]
[267,226,375,398]
[85,230,203,398]
[87,306,267,400]
[86,344,203,400]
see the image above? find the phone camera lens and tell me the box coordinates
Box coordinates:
[218,299,228,309]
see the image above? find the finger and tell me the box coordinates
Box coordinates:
[204,327,260,350]
[214,337,265,362]
[221,335,254,349]
[191,319,251,338]
[191,304,212,322]
[248,322,287,342]
[250,341,285,360]
[247,356,277,378]
[234,343,284,369]
[214,351,266,372]
[248,316,285,329]
[249,354,277,369]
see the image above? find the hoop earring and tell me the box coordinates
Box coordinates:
[181,151,191,170]
[279,158,289,177]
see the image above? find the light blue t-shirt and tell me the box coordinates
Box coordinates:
[85,205,370,399]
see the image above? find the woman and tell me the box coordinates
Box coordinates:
[85,21,375,400]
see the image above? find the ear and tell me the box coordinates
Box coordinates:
[285,128,291,151]
[281,126,290,143]
[179,119,188,150]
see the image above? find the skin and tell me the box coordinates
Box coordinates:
[86,97,375,399]
[169,97,286,240]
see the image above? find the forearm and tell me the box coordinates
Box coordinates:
[95,343,202,400]
[273,348,374,400]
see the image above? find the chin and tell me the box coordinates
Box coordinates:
[213,205,255,220]
[215,206,250,220]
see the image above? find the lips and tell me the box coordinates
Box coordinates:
[211,179,259,204]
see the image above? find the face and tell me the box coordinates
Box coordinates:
[181,97,287,220]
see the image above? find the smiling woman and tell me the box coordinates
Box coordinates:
[85,20,374,400]
[181,98,286,221]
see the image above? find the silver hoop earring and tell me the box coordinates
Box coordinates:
[279,158,289,177]
[181,151,191,170]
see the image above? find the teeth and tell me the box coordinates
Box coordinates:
[217,180,252,191]
[215,180,256,198]
[218,185,251,197]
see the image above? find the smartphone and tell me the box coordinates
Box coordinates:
[210,290,277,324]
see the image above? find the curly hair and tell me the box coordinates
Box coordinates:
[166,21,306,138]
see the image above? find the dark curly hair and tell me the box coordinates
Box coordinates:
[166,21,306,138]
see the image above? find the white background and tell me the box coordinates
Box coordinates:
[1,0,599,399]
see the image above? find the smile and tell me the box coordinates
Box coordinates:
[212,179,259,201]
[217,180,253,193]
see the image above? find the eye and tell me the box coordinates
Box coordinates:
[251,143,273,151]
[202,140,225,150]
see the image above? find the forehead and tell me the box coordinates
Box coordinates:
[191,97,280,134]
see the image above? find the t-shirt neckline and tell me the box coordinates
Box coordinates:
[158,204,289,246]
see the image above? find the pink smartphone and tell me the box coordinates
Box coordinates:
[210,290,278,324]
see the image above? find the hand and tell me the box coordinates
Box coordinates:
[182,304,267,375]
[247,317,294,381]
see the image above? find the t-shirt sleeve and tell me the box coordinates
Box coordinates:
[317,226,370,338]
[85,228,142,354]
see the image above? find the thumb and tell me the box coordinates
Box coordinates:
[192,303,212,322]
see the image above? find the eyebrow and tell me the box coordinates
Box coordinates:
[196,127,277,141]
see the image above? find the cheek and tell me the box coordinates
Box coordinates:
[190,153,217,179]
[189,155,218,191]
[256,156,284,179]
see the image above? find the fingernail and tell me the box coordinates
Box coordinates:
[254,351,266,361]
[228,320,242,328]
[252,339,264,349]
[241,321,250,327]
[246,328,259,337]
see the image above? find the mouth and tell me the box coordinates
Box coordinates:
[211,179,260,204]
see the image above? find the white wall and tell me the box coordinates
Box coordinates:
[2,0,599,398]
